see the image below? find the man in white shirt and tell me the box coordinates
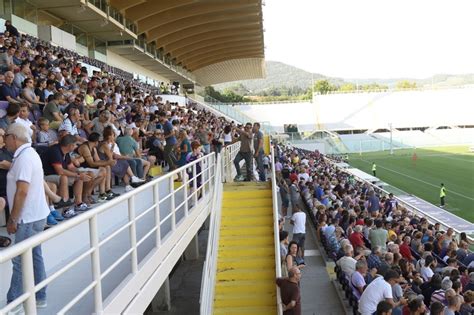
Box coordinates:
[358,270,407,315]
[5,123,50,308]
[291,206,306,257]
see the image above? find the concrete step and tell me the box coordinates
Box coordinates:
[221,215,273,227]
[217,256,275,269]
[223,189,272,199]
[216,268,275,281]
[215,279,275,295]
[221,207,273,216]
[219,235,275,246]
[217,245,274,258]
[214,292,276,308]
[224,182,271,190]
[213,305,276,315]
[222,197,273,208]
[219,225,273,236]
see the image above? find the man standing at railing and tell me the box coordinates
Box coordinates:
[276,266,302,315]
[5,123,49,311]
[233,123,253,181]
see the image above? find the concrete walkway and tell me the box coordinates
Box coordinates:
[283,203,344,315]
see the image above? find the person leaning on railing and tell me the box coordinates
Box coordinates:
[276,266,302,315]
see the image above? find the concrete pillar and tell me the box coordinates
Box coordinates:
[183,233,199,260]
[151,277,171,311]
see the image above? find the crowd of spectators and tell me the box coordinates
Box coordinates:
[275,144,473,315]
[0,23,258,249]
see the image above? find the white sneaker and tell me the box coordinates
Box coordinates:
[125,185,134,192]
[131,176,145,184]
[7,304,25,315]
[36,300,47,308]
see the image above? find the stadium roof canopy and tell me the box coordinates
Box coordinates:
[109,0,266,85]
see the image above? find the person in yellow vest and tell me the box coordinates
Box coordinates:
[440,183,446,207]
[372,162,376,177]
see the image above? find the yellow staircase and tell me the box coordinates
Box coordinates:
[213,182,277,315]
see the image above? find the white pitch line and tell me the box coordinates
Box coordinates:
[421,154,474,163]
[355,158,474,201]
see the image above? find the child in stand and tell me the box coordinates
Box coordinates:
[186,141,203,203]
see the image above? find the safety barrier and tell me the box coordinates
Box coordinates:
[0,153,217,315]
[199,150,223,314]
[270,145,283,315]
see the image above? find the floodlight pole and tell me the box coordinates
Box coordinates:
[389,123,393,155]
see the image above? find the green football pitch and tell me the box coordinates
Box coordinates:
[347,146,474,223]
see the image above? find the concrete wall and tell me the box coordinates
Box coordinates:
[76,43,88,57]
[0,15,38,36]
[106,50,169,83]
[10,14,38,37]
[38,25,76,51]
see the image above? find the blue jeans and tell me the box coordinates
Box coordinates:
[127,158,143,178]
[7,218,47,303]
[202,144,210,155]
[234,151,253,181]
[255,150,265,181]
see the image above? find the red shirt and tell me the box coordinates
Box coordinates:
[289,173,298,183]
[349,232,365,249]
[399,243,413,261]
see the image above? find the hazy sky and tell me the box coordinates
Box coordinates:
[263,0,474,79]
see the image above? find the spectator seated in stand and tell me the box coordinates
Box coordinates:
[273,142,474,314]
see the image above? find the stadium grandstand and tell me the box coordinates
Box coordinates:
[0,1,473,315]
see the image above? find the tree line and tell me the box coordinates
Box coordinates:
[203,80,418,103]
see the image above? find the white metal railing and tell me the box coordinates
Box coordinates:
[199,152,223,314]
[222,142,241,182]
[270,145,283,315]
[0,153,217,315]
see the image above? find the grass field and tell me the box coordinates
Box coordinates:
[347,146,474,223]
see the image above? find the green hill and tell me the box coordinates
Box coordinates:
[213,61,474,94]
[213,61,343,94]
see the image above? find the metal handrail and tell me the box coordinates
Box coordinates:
[0,153,216,315]
[270,145,283,315]
[222,142,241,182]
[199,152,223,314]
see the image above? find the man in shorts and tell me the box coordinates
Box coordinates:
[42,135,91,214]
